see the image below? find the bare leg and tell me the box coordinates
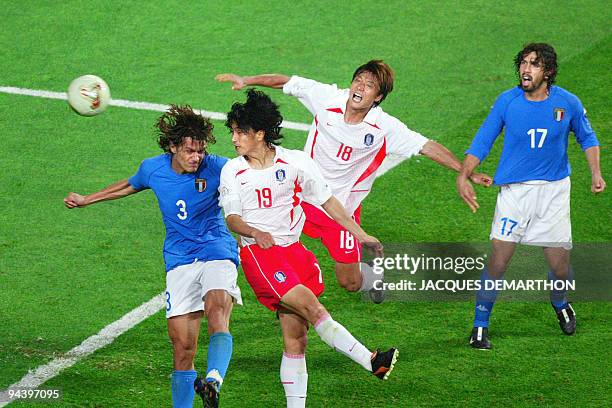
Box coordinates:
[543,247,570,279]
[167,311,203,370]
[168,311,202,407]
[488,239,518,278]
[204,289,233,335]
[334,262,362,292]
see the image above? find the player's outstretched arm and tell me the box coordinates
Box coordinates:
[64,179,138,209]
[420,141,492,187]
[215,73,291,90]
[456,155,483,213]
[225,214,275,249]
[585,146,606,193]
[321,196,384,257]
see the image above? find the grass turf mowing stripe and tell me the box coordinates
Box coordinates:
[0,293,165,407]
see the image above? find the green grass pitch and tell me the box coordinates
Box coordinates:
[0,1,610,407]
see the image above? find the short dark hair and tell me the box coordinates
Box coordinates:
[352,60,395,106]
[157,104,215,152]
[514,43,558,88]
[225,89,283,146]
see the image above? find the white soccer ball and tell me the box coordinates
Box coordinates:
[67,75,111,116]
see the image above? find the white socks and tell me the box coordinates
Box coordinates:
[359,262,382,292]
[314,314,372,371]
[280,352,308,408]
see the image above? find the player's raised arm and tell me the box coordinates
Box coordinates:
[456,154,483,213]
[64,179,138,209]
[584,146,606,193]
[215,73,291,90]
[321,196,384,258]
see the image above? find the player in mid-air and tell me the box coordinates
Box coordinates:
[64,105,241,408]
[219,89,398,407]
[456,43,606,349]
[217,61,491,303]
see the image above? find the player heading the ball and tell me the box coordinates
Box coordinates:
[65,105,240,408]
[219,89,398,408]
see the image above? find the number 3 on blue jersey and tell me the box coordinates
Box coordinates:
[176,199,187,220]
[500,217,518,236]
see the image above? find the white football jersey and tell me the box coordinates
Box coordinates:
[283,75,429,214]
[219,146,333,247]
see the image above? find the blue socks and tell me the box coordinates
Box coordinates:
[548,269,572,310]
[206,332,233,389]
[171,369,197,408]
[473,267,502,328]
[170,332,233,406]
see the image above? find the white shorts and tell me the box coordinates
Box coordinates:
[489,177,572,250]
[165,259,242,318]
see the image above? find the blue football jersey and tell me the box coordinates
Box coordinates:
[128,153,239,271]
[466,86,599,185]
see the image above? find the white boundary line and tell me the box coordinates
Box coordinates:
[0,294,165,406]
[0,86,311,131]
[0,86,407,405]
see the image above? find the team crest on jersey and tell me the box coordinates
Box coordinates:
[275,169,286,182]
[195,178,207,192]
[364,133,374,146]
[553,108,565,122]
[274,271,287,283]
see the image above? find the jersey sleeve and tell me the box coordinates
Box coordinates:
[218,161,242,218]
[569,97,599,150]
[283,75,344,116]
[128,160,152,191]
[384,114,429,157]
[465,94,507,162]
[291,152,333,205]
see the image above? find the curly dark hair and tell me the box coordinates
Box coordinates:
[156,104,215,152]
[225,89,283,146]
[352,60,395,106]
[514,43,558,89]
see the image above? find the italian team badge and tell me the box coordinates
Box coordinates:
[195,178,207,192]
[553,108,565,122]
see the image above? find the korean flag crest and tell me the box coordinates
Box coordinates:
[275,169,286,182]
[195,178,207,192]
[274,271,287,283]
[364,133,374,146]
[553,108,565,122]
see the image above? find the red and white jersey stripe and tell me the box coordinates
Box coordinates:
[283,75,429,214]
[219,146,333,247]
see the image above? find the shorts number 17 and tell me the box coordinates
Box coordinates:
[500,217,518,236]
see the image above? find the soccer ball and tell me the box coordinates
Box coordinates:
[67,75,111,116]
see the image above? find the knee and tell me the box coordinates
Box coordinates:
[549,264,570,279]
[335,264,362,292]
[285,333,308,355]
[303,302,328,324]
[206,305,230,334]
[487,260,509,278]
[172,340,197,369]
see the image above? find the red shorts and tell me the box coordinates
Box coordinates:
[301,202,363,263]
[239,242,325,311]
